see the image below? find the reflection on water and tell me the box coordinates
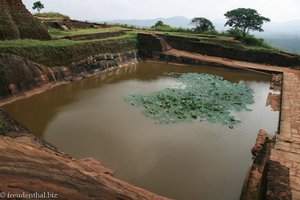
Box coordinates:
[3,63,279,200]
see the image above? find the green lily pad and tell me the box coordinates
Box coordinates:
[124,73,255,128]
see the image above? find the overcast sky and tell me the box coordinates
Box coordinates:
[23,0,300,22]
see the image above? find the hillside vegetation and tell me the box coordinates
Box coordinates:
[48,27,127,39]
[0,32,137,66]
[0,10,299,66]
[33,12,70,20]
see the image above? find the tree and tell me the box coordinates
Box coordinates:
[190,17,215,33]
[32,1,44,13]
[151,20,171,29]
[224,8,270,36]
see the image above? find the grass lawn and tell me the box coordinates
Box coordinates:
[152,30,282,53]
[0,25,293,65]
[49,27,129,38]
[34,12,70,20]
[0,32,137,47]
[0,22,277,52]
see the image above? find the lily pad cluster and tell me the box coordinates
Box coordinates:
[124,73,255,128]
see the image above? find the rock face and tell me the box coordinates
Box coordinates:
[0,109,169,200]
[0,0,51,40]
[67,51,137,74]
[240,129,293,200]
[240,129,275,200]
[0,51,137,100]
[163,34,300,67]
[137,33,300,67]
[137,33,171,52]
[262,161,292,200]
[0,53,60,98]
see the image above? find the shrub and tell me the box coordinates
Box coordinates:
[227,29,243,40]
[227,29,272,48]
[243,35,264,46]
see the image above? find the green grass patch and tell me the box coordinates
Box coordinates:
[46,28,298,55]
[161,31,279,52]
[0,32,137,47]
[146,29,287,54]
[48,27,128,38]
[34,12,70,20]
[0,32,137,66]
[125,73,254,128]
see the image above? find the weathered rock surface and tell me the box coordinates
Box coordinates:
[67,51,137,75]
[241,130,276,200]
[270,73,283,91]
[262,161,292,200]
[266,92,281,111]
[0,51,137,100]
[137,33,171,52]
[0,0,51,40]
[0,109,169,200]
[0,53,60,98]
[240,129,294,200]
[137,33,300,67]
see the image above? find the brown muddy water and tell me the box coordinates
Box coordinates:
[3,62,279,200]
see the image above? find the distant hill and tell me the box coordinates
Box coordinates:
[98,16,227,32]
[257,20,300,53]
[107,16,192,28]
[265,38,300,54]
[98,16,300,53]
[259,20,300,37]
[101,17,300,35]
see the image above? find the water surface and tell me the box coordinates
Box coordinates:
[3,63,279,200]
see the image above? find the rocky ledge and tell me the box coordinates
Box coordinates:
[0,51,137,103]
[0,109,169,200]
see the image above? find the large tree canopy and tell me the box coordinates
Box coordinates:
[190,17,215,32]
[224,8,270,35]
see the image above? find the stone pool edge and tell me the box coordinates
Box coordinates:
[142,49,299,200]
[0,50,138,106]
[1,47,300,199]
[0,109,170,200]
